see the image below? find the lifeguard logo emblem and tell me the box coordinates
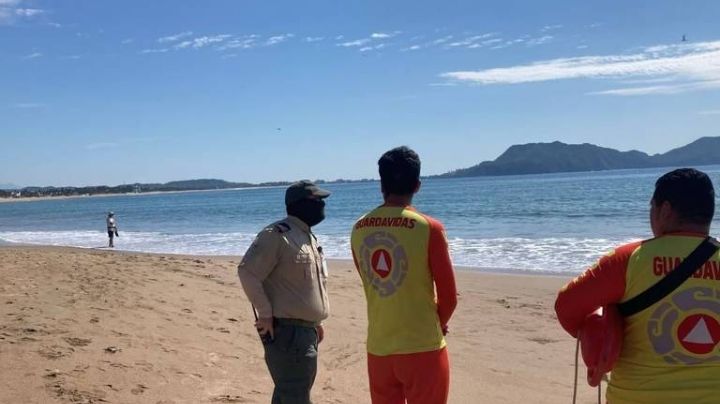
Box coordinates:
[372,249,392,278]
[648,286,720,364]
[359,231,408,297]
[677,314,720,355]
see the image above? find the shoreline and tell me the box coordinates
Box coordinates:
[0,185,289,204]
[0,242,578,278]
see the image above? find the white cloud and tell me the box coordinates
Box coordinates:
[265,33,294,46]
[402,44,422,51]
[158,31,193,43]
[0,1,44,24]
[216,37,257,51]
[338,32,399,48]
[431,35,453,45]
[540,24,563,32]
[338,38,371,47]
[441,40,720,96]
[121,38,134,45]
[577,44,589,50]
[335,35,344,40]
[359,43,386,52]
[22,52,42,59]
[698,109,720,115]
[482,38,502,46]
[304,36,324,42]
[175,34,231,49]
[140,48,169,54]
[619,77,678,85]
[590,81,720,96]
[526,35,553,46]
[15,8,42,17]
[447,33,496,48]
[491,38,524,50]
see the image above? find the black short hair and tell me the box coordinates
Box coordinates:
[653,168,715,225]
[378,146,421,196]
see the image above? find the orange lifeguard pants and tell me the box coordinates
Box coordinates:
[367,347,450,404]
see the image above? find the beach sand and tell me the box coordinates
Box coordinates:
[0,246,600,403]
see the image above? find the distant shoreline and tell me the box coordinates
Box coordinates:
[0,185,288,204]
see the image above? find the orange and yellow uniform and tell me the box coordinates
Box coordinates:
[556,233,720,404]
[351,205,457,404]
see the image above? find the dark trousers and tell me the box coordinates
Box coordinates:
[263,321,319,404]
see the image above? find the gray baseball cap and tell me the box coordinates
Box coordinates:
[285,180,331,206]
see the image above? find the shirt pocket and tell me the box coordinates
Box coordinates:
[294,251,314,279]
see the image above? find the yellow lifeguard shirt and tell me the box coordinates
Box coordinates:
[350,206,456,356]
[556,233,720,404]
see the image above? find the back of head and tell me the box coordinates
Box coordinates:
[378,146,421,196]
[653,168,715,226]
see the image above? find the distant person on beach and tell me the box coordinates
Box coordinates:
[106,211,118,248]
[237,180,331,404]
[350,146,458,404]
[555,168,720,403]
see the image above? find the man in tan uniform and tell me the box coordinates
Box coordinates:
[238,180,330,404]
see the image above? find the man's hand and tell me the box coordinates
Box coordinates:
[256,317,274,339]
[316,324,324,344]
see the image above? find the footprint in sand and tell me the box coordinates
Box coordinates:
[211,395,251,403]
[496,298,512,309]
[528,337,560,345]
[104,346,121,354]
[64,337,92,347]
[131,384,148,395]
[38,345,74,360]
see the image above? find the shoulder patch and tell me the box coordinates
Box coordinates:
[274,222,291,233]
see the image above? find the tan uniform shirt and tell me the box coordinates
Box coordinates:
[237,215,329,324]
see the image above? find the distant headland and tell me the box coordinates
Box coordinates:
[438,136,720,178]
[3,137,719,200]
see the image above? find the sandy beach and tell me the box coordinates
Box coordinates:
[0,246,601,403]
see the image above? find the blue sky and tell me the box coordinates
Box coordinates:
[2,0,720,187]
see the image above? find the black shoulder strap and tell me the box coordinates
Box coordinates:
[618,236,719,317]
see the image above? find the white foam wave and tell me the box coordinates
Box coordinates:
[0,231,635,274]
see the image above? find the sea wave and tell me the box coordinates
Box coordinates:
[0,230,638,274]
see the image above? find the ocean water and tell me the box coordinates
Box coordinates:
[2,166,719,274]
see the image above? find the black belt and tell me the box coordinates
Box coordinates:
[275,318,319,328]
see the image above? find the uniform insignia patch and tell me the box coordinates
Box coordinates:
[275,223,291,233]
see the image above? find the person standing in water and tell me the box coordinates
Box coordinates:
[106,211,118,248]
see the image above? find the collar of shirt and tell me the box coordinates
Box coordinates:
[285,215,311,234]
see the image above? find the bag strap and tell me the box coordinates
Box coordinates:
[618,236,719,317]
